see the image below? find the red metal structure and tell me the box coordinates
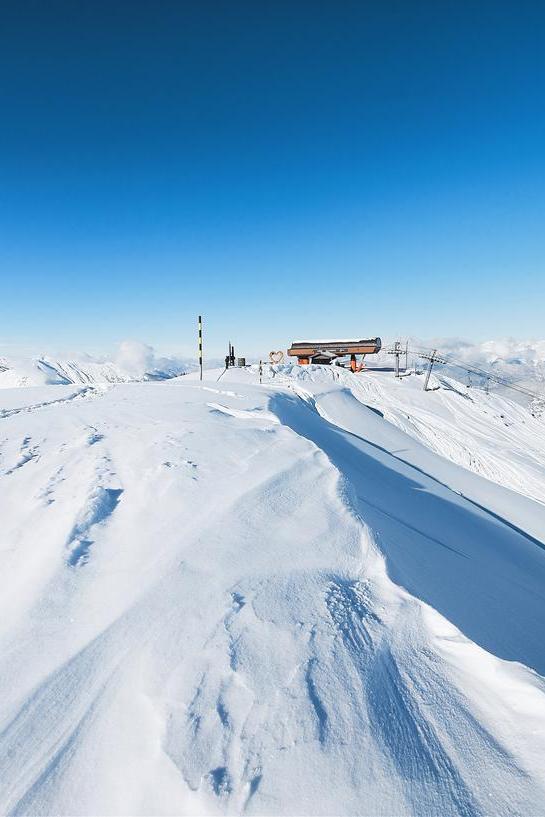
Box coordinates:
[287,338,382,370]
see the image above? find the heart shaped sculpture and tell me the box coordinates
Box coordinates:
[269,350,284,364]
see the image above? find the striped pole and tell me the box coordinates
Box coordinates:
[198,315,203,381]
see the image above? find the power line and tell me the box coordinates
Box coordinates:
[381,344,545,403]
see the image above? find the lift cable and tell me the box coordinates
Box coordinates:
[382,344,544,403]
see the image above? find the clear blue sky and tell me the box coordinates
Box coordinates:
[1,1,544,357]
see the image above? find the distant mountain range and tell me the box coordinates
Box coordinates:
[0,343,194,387]
[371,337,545,403]
[2,338,544,400]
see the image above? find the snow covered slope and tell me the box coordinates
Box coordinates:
[0,344,191,388]
[0,356,189,387]
[372,338,545,409]
[273,363,545,505]
[440,337,545,389]
[1,366,545,816]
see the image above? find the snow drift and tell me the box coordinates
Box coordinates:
[0,364,544,815]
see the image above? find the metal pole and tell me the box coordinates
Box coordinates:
[198,315,203,381]
[259,360,263,384]
[395,341,400,378]
[423,349,436,392]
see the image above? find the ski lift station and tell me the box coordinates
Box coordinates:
[287,338,382,371]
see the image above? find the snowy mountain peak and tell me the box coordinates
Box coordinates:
[0,343,192,388]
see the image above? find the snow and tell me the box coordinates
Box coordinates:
[436,337,545,378]
[378,337,545,405]
[0,342,192,388]
[291,339,380,344]
[278,364,545,505]
[1,364,545,815]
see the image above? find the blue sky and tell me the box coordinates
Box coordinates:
[1,1,544,357]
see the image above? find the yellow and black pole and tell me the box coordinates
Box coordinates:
[198,315,203,381]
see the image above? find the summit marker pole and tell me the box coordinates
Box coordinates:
[198,315,203,381]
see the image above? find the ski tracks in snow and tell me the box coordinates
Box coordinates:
[0,384,107,420]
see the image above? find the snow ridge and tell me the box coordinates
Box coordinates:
[0,365,544,815]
